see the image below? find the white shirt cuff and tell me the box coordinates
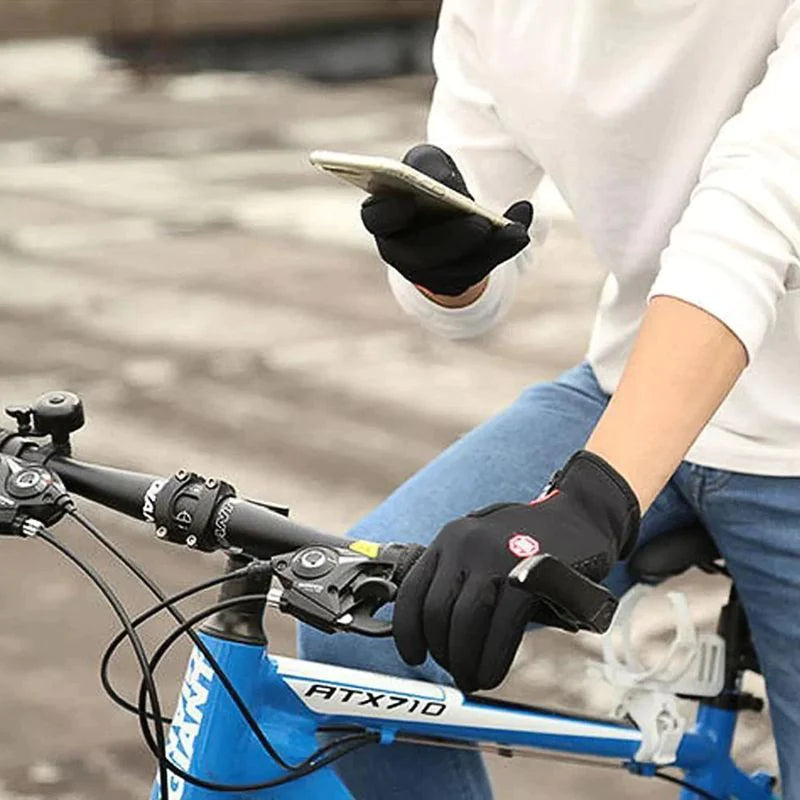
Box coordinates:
[387,259,520,339]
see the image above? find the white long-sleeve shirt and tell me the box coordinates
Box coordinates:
[390,0,800,476]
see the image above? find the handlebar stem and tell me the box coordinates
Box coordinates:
[151,470,237,552]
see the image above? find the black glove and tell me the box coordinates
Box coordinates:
[361,144,533,296]
[392,450,640,693]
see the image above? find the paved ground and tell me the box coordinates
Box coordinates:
[0,40,779,799]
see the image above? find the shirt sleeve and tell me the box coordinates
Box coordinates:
[649,2,800,361]
[388,258,520,339]
[390,0,545,339]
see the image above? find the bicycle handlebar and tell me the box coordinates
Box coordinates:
[0,411,616,637]
[0,431,349,558]
[0,428,430,636]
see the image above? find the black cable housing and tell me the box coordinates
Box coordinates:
[67,507,300,771]
[133,592,380,793]
[35,530,170,800]
[65,510,379,792]
[99,570,245,722]
[654,770,722,800]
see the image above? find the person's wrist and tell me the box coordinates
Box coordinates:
[414,276,490,308]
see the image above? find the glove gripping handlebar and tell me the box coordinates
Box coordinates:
[1,392,619,644]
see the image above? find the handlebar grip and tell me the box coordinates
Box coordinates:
[378,542,426,586]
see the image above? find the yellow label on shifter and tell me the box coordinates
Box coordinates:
[349,540,380,559]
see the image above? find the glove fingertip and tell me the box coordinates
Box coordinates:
[393,618,428,665]
[396,640,428,667]
[453,676,479,695]
[476,641,518,690]
[489,221,531,261]
[475,588,536,690]
[503,200,534,230]
[474,667,507,692]
[392,549,438,667]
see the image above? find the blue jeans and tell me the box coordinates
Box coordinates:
[299,362,800,799]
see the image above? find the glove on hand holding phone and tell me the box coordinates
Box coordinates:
[361,144,533,297]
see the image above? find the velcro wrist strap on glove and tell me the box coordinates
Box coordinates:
[550,450,641,558]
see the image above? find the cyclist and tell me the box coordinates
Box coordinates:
[301,1,800,797]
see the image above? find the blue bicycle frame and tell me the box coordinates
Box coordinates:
[150,630,779,800]
[0,400,775,800]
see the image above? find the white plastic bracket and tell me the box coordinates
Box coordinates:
[618,689,686,764]
[591,585,726,764]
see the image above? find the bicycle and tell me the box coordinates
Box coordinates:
[0,390,779,800]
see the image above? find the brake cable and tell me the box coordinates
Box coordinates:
[99,568,250,721]
[0,443,384,792]
[66,505,303,771]
[66,507,382,791]
[132,594,378,793]
[34,530,171,800]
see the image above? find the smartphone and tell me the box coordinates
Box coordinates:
[309,149,512,228]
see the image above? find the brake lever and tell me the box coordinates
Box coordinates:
[345,602,393,637]
[268,544,399,637]
[509,554,618,634]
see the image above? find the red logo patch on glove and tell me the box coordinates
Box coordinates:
[507,533,540,559]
